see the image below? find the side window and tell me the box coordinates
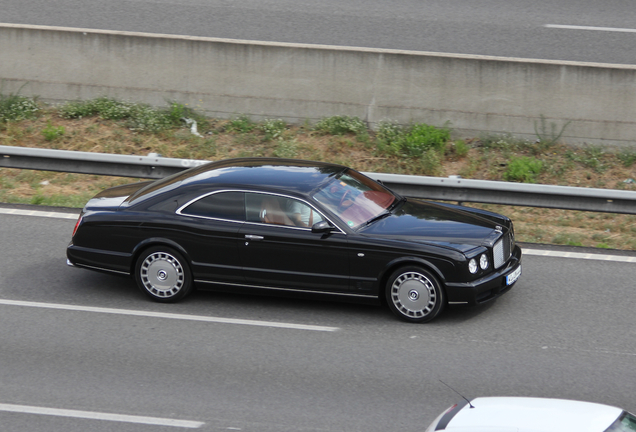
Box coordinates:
[284,197,323,227]
[245,193,323,227]
[181,191,245,221]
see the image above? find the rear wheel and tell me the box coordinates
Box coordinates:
[135,246,193,302]
[385,266,445,323]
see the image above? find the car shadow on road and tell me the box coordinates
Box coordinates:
[26,260,505,326]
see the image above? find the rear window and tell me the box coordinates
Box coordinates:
[180,191,244,221]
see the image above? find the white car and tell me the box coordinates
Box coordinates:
[425,397,636,432]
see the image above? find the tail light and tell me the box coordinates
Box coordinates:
[72,214,83,237]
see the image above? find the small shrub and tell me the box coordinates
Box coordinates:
[447,139,469,159]
[58,100,96,119]
[375,121,404,154]
[398,123,450,157]
[164,102,208,130]
[376,121,403,144]
[164,102,189,125]
[421,149,443,176]
[566,145,606,173]
[376,121,450,158]
[503,156,543,183]
[0,92,40,123]
[125,105,173,133]
[59,98,187,133]
[314,116,367,136]
[617,148,636,167]
[93,98,136,120]
[41,121,65,141]
[480,133,530,151]
[273,139,298,158]
[59,97,132,120]
[260,119,287,141]
[30,195,45,205]
[227,115,256,133]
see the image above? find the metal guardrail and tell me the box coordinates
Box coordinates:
[1,145,634,214]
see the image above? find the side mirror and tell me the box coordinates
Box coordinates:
[311,220,334,234]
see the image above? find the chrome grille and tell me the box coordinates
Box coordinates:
[493,232,512,269]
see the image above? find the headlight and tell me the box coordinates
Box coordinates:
[479,253,489,270]
[469,258,478,274]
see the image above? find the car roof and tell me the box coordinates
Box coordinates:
[446,397,622,432]
[133,157,347,200]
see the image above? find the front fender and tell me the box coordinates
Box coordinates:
[379,255,451,289]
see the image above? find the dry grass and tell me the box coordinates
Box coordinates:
[2,109,636,250]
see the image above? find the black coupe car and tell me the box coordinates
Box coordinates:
[67,157,522,323]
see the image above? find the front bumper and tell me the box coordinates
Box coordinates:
[445,245,522,305]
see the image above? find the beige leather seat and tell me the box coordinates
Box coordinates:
[260,197,294,226]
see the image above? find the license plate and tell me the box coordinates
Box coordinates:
[506,265,522,285]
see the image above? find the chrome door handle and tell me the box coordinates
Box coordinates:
[245,235,264,241]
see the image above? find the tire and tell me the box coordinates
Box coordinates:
[135,246,193,302]
[385,266,445,323]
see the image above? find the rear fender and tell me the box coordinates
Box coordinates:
[130,238,191,272]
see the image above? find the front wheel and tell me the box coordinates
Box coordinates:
[385,266,445,323]
[135,246,193,302]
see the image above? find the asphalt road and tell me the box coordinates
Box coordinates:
[2,0,636,64]
[1,208,636,431]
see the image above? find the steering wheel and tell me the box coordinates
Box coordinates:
[338,190,351,208]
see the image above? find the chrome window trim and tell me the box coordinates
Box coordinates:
[176,189,346,235]
[176,189,244,221]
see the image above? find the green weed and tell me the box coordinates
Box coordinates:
[376,121,449,158]
[58,97,178,133]
[503,156,543,183]
[41,121,66,141]
[273,139,298,158]
[421,149,443,176]
[534,114,570,147]
[566,145,606,173]
[227,115,256,133]
[314,116,367,136]
[617,148,636,167]
[0,90,40,123]
[479,133,529,151]
[447,139,469,159]
[260,119,287,141]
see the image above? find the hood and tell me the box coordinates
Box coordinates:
[358,199,504,252]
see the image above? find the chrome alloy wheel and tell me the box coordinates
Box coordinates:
[139,252,185,298]
[390,271,437,319]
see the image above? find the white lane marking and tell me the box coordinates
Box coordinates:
[0,207,78,220]
[0,403,203,428]
[524,248,636,263]
[545,24,636,33]
[0,299,340,332]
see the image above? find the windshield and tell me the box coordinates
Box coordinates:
[606,412,636,432]
[312,169,398,229]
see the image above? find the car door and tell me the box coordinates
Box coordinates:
[238,192,350,293]
[176,190,245,284]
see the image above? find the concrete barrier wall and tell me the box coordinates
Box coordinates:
[1,23,635,146]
